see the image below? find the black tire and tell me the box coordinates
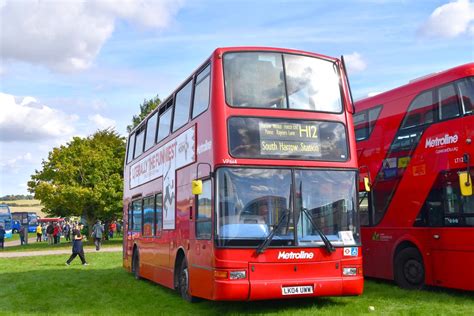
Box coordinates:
[178,258,197,303]
[132,250,141,280]
[12,229,18,234]
[394,247,424,289]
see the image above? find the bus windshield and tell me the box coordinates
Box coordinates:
[224,52,342,113]
[216,168,359,247]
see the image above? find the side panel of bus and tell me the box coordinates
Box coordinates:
[359,69,474,291]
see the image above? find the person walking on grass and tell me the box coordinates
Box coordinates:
[19,225,26,245]
[0,225,5,250]
[36,223,42,242]
[92,220,104,251]
[66,224,88,266]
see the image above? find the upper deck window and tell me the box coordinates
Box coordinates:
[134,126,145,159]
[173,80,192,132]
[157,107,173,143]
[224,52,342,113]
[126,132,135,164]
[458,77,474,115]
[438,84,460,121]
[144,112,158,151]
[192,65,211,118]
[354,106,382,142]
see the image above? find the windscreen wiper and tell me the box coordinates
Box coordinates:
[301,207,335,253]
[256,209,289,255]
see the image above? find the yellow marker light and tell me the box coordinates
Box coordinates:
[214,270,229,279]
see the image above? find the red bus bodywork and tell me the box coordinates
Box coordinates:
[355,63,474,291]
[123,47,363,301]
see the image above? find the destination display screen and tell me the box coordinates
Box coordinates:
[228,117,348,161]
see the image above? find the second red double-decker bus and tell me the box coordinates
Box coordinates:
[355,63,473,291]
[123,47,363,301]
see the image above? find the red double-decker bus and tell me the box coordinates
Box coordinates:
[123,47,363,301]
[355,63,474,291]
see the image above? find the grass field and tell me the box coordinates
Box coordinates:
[0,252,473,315]
[8,232,36,242]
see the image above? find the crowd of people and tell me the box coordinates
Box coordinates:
[32,220,122,245]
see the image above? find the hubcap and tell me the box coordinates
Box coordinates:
[404,258,423,284]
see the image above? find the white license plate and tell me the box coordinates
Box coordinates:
[282,285,314,296]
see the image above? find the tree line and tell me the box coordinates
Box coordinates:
[28,96,161,230]
[0,194,35,201]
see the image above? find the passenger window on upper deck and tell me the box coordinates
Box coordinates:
[157,107,173,143]
[458,77,474,115]
[192,65,210,118]
[438,84,460,121]
[173,80,192,132]
[354,112,368,141]
[127,133,135,163]
[354,106,382,142]
[401,91,434,129]
[144,112,158,151]
[134,126,145,159]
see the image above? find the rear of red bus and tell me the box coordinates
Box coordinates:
[200,47,363,300]
[355,63,474,291]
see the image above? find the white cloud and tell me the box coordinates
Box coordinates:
[0,0,184,72]
[88,114,116,130]
[0,92,79,142]
[419,0,474,38]
[344,52,367,73]
[0,152,33,171]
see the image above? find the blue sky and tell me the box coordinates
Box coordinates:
[0,0,473,196]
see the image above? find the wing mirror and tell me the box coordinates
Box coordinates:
[459,171,472,196]
[363,176,371,192]
[192,180,203,195]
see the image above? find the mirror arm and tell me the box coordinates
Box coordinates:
[464,153,471,186]
[195,162,213,180]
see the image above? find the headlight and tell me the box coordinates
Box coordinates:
[229,270,247,280]
[343,267,357,276]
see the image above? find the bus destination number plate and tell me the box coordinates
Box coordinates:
[282,285,313,296]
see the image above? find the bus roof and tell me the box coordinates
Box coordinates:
[356,63,474,111]
[127,46,340,136]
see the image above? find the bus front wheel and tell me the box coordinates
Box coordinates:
[394,247,424,289]
[178,258,197,303]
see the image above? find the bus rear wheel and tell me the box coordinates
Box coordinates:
[178,258,197,303]
[132,250,141,280]
[394,247,424,289]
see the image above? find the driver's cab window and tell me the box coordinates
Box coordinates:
[416,171,474,227]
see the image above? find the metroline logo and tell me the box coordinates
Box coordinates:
[425,134,458,148]
[278,251,314,260]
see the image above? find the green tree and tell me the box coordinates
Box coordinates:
[126,95,161,133]
[27,129,126,233]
